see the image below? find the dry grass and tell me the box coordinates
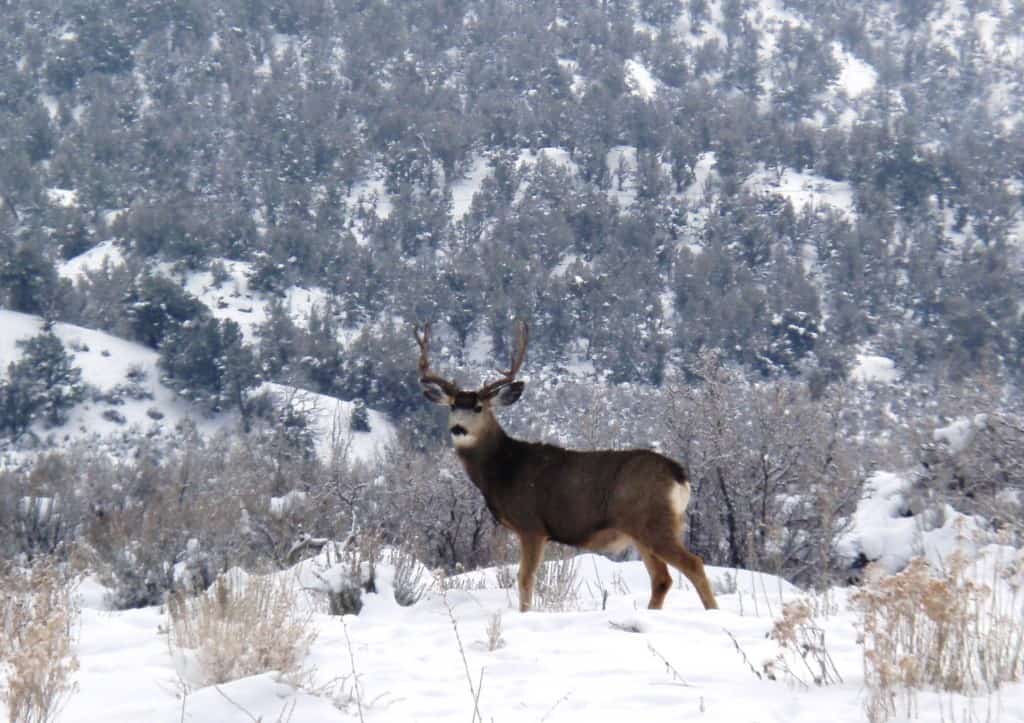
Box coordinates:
[389,546,429,607]
[485,612,505,652]
[494,564,516,590]
[167,572,317,687]
[442,591,485,723]
[534,553,582,612]
[765,598,842,687]
[852,553,1024,723]
[0,559,80,723]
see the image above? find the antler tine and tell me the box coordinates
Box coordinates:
[480,320,529,396]
[500,320,529,378]
[414,322,459,394]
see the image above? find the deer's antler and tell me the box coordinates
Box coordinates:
[479,320,529,399]
[414,323,459,396]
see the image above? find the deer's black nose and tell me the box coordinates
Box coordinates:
[450,425,469,436]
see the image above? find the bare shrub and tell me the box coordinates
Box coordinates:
[300,534,380,616]
[485,612,505,652]
[373,439,495,572]
[0,453,86,561]
[918,411,1024,543]
[390,545,429,607]
[0,560,79,723]
[852,553,1024,723]
[167,572,317,687]
[534,552,582,612]
[665,353,862,586]
[494,564,516,590]
[764,598,842,687]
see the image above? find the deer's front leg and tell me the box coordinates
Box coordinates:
[516,533,546,612]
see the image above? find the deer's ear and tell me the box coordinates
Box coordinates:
[421,380,452,405]
[492,381,524,407]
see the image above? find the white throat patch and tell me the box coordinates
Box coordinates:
[451,431,477,448]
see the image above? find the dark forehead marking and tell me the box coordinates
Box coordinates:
[452,391,479,409]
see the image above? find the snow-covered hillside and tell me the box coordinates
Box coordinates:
[0,309,209,446]
[0,309,393,464]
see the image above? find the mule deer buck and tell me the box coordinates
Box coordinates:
[414,321,718,612]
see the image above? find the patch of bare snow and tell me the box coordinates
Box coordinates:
[850,354,899,384]
[834,43,877,98]
[59,240,125,281]
[517,147,578,174]
[685,152,718,204]
[558,58,587,96]
[606,146,638,207]
[181,260,334,343]
[0,310,219,455]
[933,414,988,455]
[346,174,393,245]
[45,188,79,208]
[744,166,855,217]
[40,93,59,120]
[257,383,394,463]
[450,154,492,221]
[624,59,657,101]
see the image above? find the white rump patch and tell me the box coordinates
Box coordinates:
[669,482,691,519]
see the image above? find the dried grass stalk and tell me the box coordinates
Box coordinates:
[534,556,582,612]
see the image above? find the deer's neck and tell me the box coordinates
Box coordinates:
[454,417,508,460]
[454,422,523,494]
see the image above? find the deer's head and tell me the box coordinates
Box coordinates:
[414,321,528,448]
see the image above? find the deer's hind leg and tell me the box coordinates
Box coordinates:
[638,545,673,610]
[652,540,718,610]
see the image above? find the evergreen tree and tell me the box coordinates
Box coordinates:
[0,244,62,316]
[2,327,85,433]
[124,274,206,349]
[159,317,258,414]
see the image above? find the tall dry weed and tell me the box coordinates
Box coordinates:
[765,598,842,687]
[0,560,79,723]
[852,553,1024,723]
[167,572,317,687]
[534,555,582,612]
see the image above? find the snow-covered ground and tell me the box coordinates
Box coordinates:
[178,259,336,345]
[52,470,1024,722]
[58,538,1024,723]
[257,382,393,463]
[849,354,899,385]
[743,165,856,218]
[0,308,210,448]
[0,309,393,465]
[57,239,125,281]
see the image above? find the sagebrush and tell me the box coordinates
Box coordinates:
[167,571,317,687]
[852,553,1024,723]
[0,559,79,723]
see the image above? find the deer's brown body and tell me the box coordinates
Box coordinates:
[415,322,718,612]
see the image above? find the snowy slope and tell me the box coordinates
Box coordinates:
[257,382,394,464]
[179,259,335,344]
[60,550,1024,723]
[57,240,125,281]
[0,310,393,464]
[0,309,208,446]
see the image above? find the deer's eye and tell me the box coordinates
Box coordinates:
[473,405,483,413]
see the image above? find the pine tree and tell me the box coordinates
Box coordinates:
[0,244,62,315]
[3,327,85,432]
